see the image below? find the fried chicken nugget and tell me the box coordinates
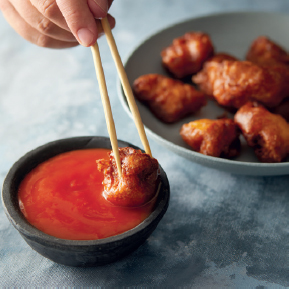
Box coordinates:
[161,32,214,78]
[97,147,160,207]
[193,59,289,109]
[191,53,238,97]
[234,102,289,163]
[246,36,289,65]
[180,118,241,158]
[133,74,206,123]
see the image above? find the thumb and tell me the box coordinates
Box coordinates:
[56,0,108,47]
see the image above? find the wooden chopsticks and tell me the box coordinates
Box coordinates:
[91,42,122,177]
[100,17,152,157]
[91,17,152,178]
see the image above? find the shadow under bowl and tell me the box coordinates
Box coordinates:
[1,136,170,267]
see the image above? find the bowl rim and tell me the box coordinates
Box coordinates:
[2,136,170,248]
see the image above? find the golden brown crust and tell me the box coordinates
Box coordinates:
[234,102,289,162]
[180,118,240,158]
[246,36,289,65]
[96,147,160,207]
[192,53,238,98]
[133,74,206,123]
[161,32,214,78]
[193,59,289,109]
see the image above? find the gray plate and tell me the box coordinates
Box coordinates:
[117,11,289,176]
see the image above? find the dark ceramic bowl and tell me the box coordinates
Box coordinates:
[2,136,170,267]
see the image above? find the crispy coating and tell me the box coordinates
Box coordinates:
[133,74,206,123]
[234,102,289,163]
[161,32,214,78]
[191,53,238,97]
[246,36,289,65]
[193,59,289,109]
[96,147,160,207]
[180,118,241,158]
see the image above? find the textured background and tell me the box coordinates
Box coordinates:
[1,0,289,287]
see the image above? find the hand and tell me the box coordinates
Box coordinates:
[0,0,115,48]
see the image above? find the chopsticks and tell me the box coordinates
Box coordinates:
[91,17,152,178]
[91,42,122,177]
[100,17,152,157]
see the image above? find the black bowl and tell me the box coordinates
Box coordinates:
[1,136,170,267]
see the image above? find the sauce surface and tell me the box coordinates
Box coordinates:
[18,149,155,240]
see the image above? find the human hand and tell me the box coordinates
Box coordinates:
[0,0,115,48]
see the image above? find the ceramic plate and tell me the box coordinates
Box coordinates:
[117,12,289,176]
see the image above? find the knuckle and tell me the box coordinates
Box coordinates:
[36,33,51,47]
[62,8,82,25]
[40,0,58,19]
[36,17,54,34]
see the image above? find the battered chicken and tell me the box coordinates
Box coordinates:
[246,36,289,65]
[234,102,289,163]
[191,53,238,97]
[97,147,160,207]
[180,118,241,158]
[133,74,206,123]
[193,59,289,109]
[161,32,214,78]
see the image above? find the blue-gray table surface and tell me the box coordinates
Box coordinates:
[1,0,289,288]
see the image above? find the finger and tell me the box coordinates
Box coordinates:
[1,1,78,48]
[108,0,114,9]
[9,0,76,42]
[95,13,115,37]
[56,0,108,47]
[87,0,108,18]
[30,0,70,31]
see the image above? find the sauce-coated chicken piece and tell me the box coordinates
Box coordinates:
[193,59,289,109]
[246,36,289,65]
[234,102,289,163]
[180,118,241,158]
[191,53,238,98]
[97,147,160,207]
[133,74,206,123]
[161,32,214,78]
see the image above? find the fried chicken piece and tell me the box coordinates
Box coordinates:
[191,53,238,97]
[234,102,289,163]
[180,118,241,158]
[161,32,214,78]
[97,147,160,207]
[133,74,206,123]
[193,59,289,109]
[246,36,289,65]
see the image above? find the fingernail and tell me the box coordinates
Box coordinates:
[77,28,95,46]
[88,0,108,16]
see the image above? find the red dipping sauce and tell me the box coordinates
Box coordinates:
[18,149,156,240]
